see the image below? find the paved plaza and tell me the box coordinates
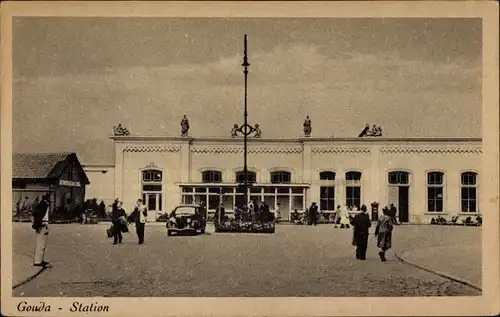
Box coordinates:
[12,223,481,297]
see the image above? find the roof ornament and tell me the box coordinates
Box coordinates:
[181,115,190,137]
[113,124,130,136]
[303,116,312,137]
[358,124,382,137]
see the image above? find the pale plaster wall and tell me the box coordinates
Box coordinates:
[107,137,481,223]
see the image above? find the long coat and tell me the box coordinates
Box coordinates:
[340,207,350,225]
[351,212,371,247]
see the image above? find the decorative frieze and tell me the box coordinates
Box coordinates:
[124,145,181,153]
[312,147,371,154]
[191,147,302,154]
[380,147,482,154]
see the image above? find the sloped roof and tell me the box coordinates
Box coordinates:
[13,152,74,179]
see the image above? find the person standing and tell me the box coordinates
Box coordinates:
[32,193,50,267]
[389,204,399,225]
[111,201,126,245]
[351,205,371,260]
[132,199,148,244]
[309,202,319,226]
[375,208,394,262]
[340,205,350,228]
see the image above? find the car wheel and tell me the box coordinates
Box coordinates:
[200,228,206,234]
[167,230,172,236]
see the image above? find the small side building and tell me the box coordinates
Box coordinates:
[12,152,90,216]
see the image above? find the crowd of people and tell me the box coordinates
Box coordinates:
[213,200,276,223]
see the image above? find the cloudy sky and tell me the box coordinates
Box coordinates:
[12,18,482,164]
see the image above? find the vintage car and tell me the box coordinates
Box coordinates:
[166,204,207,236]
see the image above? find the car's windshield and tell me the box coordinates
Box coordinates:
[174,207,197,216]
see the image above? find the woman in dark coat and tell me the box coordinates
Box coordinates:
[111,201,126,245]
[374,208,394,261]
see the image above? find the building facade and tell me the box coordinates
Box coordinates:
[12,153,90,214]
[91,136,481,224]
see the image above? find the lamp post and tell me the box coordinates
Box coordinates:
[234,34,254,208]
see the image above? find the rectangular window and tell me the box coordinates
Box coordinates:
[291,188,303,194]
[292,196,304,211]
[142,185,162,192]
[235,195,244,208]
[277,188,289,194]
[143,171,152,182]
[222,195,234,210]
[194,194,207,206]
[250,187,262,194]
[182,195,194,205]
[346,186,361,209]
[182,187,193,193]
[208,188,222,194]
[461,187,477,212]
[195,187,206,193]
[208,195,220,210]
[250,195,262,204]
[222,188,234,194]
[427,187,444,212]
[320,186,335,211]
[264,195,275,210]
[264,187,275,194]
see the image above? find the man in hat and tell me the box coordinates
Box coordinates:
[309,202,319,226]
[351,205,372,260]
[32,193,51,267]
[132,199,148,244]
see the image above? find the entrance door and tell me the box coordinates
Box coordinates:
[398,186,409,223]
[388,186,398,208]
[144,193,161,222]
[277,196,290,221]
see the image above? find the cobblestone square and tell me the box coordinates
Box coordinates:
[12,223,481,297]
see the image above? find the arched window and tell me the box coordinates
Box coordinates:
[235,171,256,184]
[202,170,222,183]
[142,169,162,212]
[427,171,444,212]
[319,171,336,181]
[345,171,362,209]
[388,171,409,185]
[270,171,291,184]
[461,172,477,213]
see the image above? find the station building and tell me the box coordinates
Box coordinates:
[82,135,482,224]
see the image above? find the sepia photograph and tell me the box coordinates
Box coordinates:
[1,1,499,316]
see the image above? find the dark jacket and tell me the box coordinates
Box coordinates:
[390,206,397,217]
[351,212,371,233]
[111,208,126,224]
[32,199,49,231]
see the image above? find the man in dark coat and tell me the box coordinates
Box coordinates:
[389,204,399,225]
[309,202,319,226]
[111,201,126,244]
[132,199,148,244]
[32,193,51,267]
[351,205,372,260]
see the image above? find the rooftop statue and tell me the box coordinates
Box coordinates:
[231,124,239,137]
[253,124,262,138]
[303,116,312,137]
[180,115,190,137]
[358,124,370,137]
[359,124,383,137]
[113,124,130,136]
